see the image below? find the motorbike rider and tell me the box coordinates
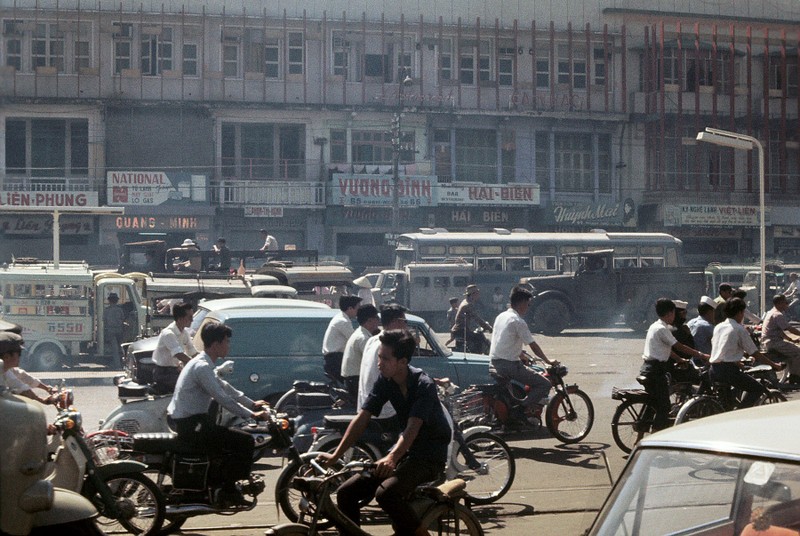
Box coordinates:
[167,321,269,507]
[640,299,710,431]
[1,332,57,405]
[489,286,559,417]
[760,294,800,384]
[152,302,198,395]
[710,298,784,408]
[322,295,362,383]
[451,284,492,352]
[320,328,452,536]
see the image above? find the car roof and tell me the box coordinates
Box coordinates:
[640,400,800,462]
[208,307,426,324]
[198,297,330,311]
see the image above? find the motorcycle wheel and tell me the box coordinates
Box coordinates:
[275,452,344,528]
[453,431,515,505]
[92,473,165,536]
[545,389,594,444]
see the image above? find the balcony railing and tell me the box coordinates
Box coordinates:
[212,179,325,206]
[221,158,313,181]
[0,176,98,191]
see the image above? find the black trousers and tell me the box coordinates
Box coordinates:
[343,376,359,399]
[323,352,344,382]
[710,362,767,409]
[337,456,444,536]
[173,413,254,489]
[639,359,671,430]
[152,366,180,395]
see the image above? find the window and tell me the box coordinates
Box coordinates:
[770,56,798,97]
[330,129,347,164]
[536,56,550,88]
[439,39,452,81]
[182,43,197,75]
[501,130,515,182]
[364,53,390,80]
[433,129,452,181]
[397,51,412,82]
[557,44,586,89]
[498,49,513,86]
[223,43,239,77]
[114,40,131,73]
[412,277,430,288]
[535,132,550,188]
[141,27,171,75]
[32,23,64,71]
[459,40,490,85]
[455,129,496,182]
[5,119,89,178]
[593,47,607,85]
[5,120,26,174]
[506,257,531,271]
[554,133,592,192]
[351,130,414,165]
[287,32,303,75]
[74,40,90,71]
[4,20,23,70]
[243,28,264,74]
[332,31,350,77]
[264,38,279,78]
[70,121,88,175]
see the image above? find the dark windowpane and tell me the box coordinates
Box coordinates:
[31,120,66,177]
[70,121,89,175]
[5,120,26,174]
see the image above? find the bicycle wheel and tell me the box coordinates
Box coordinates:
[545,389,594,444]
[93,473,165,536]
[757,389,787,405]
[419,503,484,536]
[610,399,656,454]
[674,396,725,425]
[453,432,515,505]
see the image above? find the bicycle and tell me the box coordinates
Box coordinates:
[674,363,787,425]
[610,376,695,454]
[266,459,484,536]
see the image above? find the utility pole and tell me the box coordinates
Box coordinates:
[391,68,413,236]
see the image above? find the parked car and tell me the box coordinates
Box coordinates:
[588,400,800,535]
[195,307,491,403]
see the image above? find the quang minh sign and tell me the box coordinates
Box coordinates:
[107,171,180,206]
[330,174,435,207]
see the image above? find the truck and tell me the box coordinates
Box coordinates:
[520,249,706,335]
[0,260,145,371]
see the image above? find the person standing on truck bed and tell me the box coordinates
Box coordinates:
[152,302,198,395]
[322,295,362,383]
[451,285,492,352]
[640,299,710,431]
[212,237,232,273]
[714,283,734,325]
[259,229,279,252]
[103,292,125,369]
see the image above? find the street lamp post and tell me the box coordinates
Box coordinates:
[391,68,413,235]
[696,127,766,315]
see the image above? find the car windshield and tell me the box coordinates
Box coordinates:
[190,306,211,332]
[591,448,800,535]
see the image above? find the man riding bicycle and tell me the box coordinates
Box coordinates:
[489,286,559,417]
[760,294,800,384]
[320,329,451,536]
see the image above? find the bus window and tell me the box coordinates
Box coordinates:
[641,258,665,267]
[505,245,530,255]
[533,256,557,271]
[453,276,470,287]
[665,247,678,267]
[412,277,430,288]
[560,245,583,256]
[477,246,502,255]
[506,257,531,271]
[449,245,474,256]
[433,277,449,289]
[477,258,503,271]
[420,245,446,256]
[614,258,639,268]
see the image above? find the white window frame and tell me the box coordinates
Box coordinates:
[182,42,197,76]
[287,31,304,75]
[32,22,64,71]
[140,27,172,75]
[223,42,240,78]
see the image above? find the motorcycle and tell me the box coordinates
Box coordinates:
[116,407,294,535]
[464,356,595,443]
[452,327,491,355]
[48,404,166,536]
[1,386,102,536]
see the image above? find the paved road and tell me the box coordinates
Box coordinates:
[42,327,797,535]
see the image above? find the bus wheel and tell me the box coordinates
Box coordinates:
[32,344,64,372]
[532,299,569,335]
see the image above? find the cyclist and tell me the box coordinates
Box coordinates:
[640,299,709,431]
[710,298,784,409]
[320,329,451,536]
[760,294,800,384]
[489,285,559,417]
[451,285,492,352]
[714,283,734,325]
[686,296,717,359]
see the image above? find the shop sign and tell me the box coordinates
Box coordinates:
[330,174,435,207]
[437,183,540,206]
[0,216,94,235]
[0,190,98,207]
[114,216,201,230]
[107,171,207,206]
[448,209,518,225]
[547,200,635,227]
[244,206,284,218]
[664,204,770,227]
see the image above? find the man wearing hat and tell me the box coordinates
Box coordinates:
[687,296,718,359]
[103,292,125,368]
[259,229,279,252]
[176,239,201,272]
[450,285,492,352]
[353,276,376,306]
[322,295,362,382]
[1,332,56,404]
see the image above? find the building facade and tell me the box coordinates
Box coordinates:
[1,0,799,269]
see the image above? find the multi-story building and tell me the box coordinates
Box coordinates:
[1,0,799,269]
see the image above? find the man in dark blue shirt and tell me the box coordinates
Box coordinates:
[320,329,451,536]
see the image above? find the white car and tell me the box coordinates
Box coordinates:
[589,400,800,535]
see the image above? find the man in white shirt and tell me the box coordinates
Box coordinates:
[640,298,709,430]
[341,304,380,397]
[168,322,269,507]
[357,304,408,419]
[758,294,800,383]
[0,332,56,405]
[259,229,279,252]
[710,298,783,408]
[489,286,558,414]
[152,302,198,395]
[322,295,361,382]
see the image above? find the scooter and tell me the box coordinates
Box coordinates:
[0,386,102,536]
